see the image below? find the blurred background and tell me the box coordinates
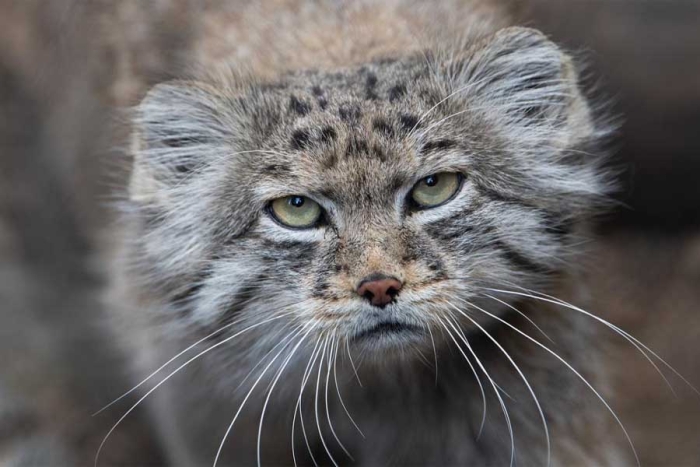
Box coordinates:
[0,0,698,465]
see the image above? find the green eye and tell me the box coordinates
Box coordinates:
[269,196,322,228]
[411,172,462,208]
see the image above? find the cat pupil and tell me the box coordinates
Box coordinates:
[425,175,438,187]
[290,196,305,208]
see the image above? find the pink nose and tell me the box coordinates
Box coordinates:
[356,274,403,308]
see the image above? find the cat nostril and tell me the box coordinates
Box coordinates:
[356,274,403,308]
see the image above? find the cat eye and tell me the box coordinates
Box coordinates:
[410,172,462,208]
[268,195,323,229]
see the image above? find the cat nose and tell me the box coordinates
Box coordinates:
[356,273,403,308]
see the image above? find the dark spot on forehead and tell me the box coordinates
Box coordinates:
[389,83,407,102]
[311,85,328,109]
[346,136,369,156]
[320,126,337,144]
[339,103,362,122]
[372,143,387,161]
[399,114,420,132]
[289,95,311,116]
[422,139,456,152]
[365,72,379,100]
[291,128,311,150]
[322,152,338,170]
[372,118,394,137]
[366,73,378,86]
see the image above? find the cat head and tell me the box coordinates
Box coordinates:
[125,27,612,357]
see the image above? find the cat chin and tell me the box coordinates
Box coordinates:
[348,321,428,355]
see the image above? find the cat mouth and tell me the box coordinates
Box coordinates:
[353,320,421,340]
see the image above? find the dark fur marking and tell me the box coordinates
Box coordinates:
[322,152,338,170]
[346,137,369,157]
[212,275,264,333]
[399,114,419,132]
[372,143,386,161]
[372,118,394,137]
[261,239,316,253]
[365,73,379,100]
[291,129,312,150]
[320,126,337,144]
[541,212,574,238]
[494,240,551,274]
[264,164,289,175]
[338,103,362,122]
[475,183,526,206]
[311,86,328,109]
[389,83,407,101]
[289,95,311,116]
[171,267,213,306]
[422,139,456,152]
[141,207,167,230]
[161,134,207,148]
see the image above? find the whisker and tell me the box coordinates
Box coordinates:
[256,326,314,467]
[314,337,339,467]
[94,312,291,467]
[213,325,309,467]
[325,336,354,460]
[484,294,555,344]
[427,324,439,385]
[446,300,551,467]
[332,339,365,438]
[292,338,322,467]
[467,294,641,467]
[433,315,491,444]
[486,286,697,397]
[345,338,362,387]
[440,314,514,463]
[92,314,247,416]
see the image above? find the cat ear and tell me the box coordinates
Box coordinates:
[460,27,592,141]
[130,81,231,203]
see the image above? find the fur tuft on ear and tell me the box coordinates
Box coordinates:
[460,27,593,144]
[130,81,233,203]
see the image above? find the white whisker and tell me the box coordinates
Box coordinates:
[433,315,491,444]
[427,324,439,385]
[292,338,322,467]
[325,336,354,460]
[314,337,339,467]
[472,294,641,467]
[447,300,551,467]
[484,294,554,344]
[332,339,364,438]
[486,286,698,397]
[345,338,362,387]
[95,312,291,467]
[256,326,314,467]
[213,325,308,467]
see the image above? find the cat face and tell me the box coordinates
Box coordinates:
[127,28,610,357]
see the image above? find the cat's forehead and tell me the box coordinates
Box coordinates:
[239,57,452,196]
